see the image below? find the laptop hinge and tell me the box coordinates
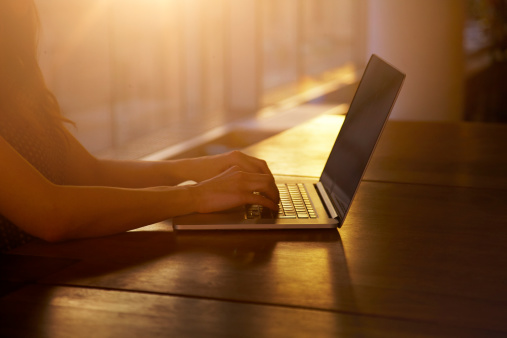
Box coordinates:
[315,182,340,221]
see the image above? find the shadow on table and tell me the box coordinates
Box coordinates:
[7,223,359,324]
[10,222,343,282]
[0,254,77,297]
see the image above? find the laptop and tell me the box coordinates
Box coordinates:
[173,54,405,230]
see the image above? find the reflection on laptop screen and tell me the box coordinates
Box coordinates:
[320,55,405,221]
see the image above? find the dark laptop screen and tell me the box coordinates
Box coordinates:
[320,55,405,222]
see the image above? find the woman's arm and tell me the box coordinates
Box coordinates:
[0,135,279,243]
[62,129,274,188]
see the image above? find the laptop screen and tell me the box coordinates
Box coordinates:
[320,54,405,222]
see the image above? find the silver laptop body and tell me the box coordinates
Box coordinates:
[173,54,405,230]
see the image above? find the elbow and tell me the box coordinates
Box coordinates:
[38,233,63,244]
[33,193,75,243]
[13,184,77,243]
[38,225,68,243]
[35,215,72,243]
[21,219,68,243]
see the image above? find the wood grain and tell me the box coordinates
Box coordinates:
[246,115,507,189]
[0,254,77,297]
[367,120,507,189]
[1,285,504,338]
[11,182,507,332]
[244,114,343,178]
[5,118,507,336]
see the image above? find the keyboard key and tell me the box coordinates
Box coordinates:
[247,184,317,220]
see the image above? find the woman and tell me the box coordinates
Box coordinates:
[0,0,279,252]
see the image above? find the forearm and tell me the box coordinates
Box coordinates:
[90,150,273,188]
[68,150,272,189]
[23,184,196,242]
[87,159,193,188]
[3,132,278,243]
[61,132,200,188]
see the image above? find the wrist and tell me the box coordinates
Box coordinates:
[166,158,201,183]
[185,184,202,214]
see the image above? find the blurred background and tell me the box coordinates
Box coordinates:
[35,0,507,159]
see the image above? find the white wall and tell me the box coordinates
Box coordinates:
[367,0,465,121]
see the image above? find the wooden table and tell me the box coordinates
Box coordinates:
[2,115,507,337]
[246,115,507,189]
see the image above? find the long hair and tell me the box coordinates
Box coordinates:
[0,0,73,133]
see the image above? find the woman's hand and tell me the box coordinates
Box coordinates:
[180,151,274,183]
[188,165,280,214]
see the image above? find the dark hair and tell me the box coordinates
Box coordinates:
[0,0,74,132]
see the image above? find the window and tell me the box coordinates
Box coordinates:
[36,0,366,159]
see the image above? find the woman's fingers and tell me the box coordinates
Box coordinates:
[243,174,279,206]
[244,155,272,176]
[225,151,273,176]
[219,166,279,206]
[184,151,272,183]
[244,192,279,211]
[190,167,280,214]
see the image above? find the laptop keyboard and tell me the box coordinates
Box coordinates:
[246,183,317,220]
